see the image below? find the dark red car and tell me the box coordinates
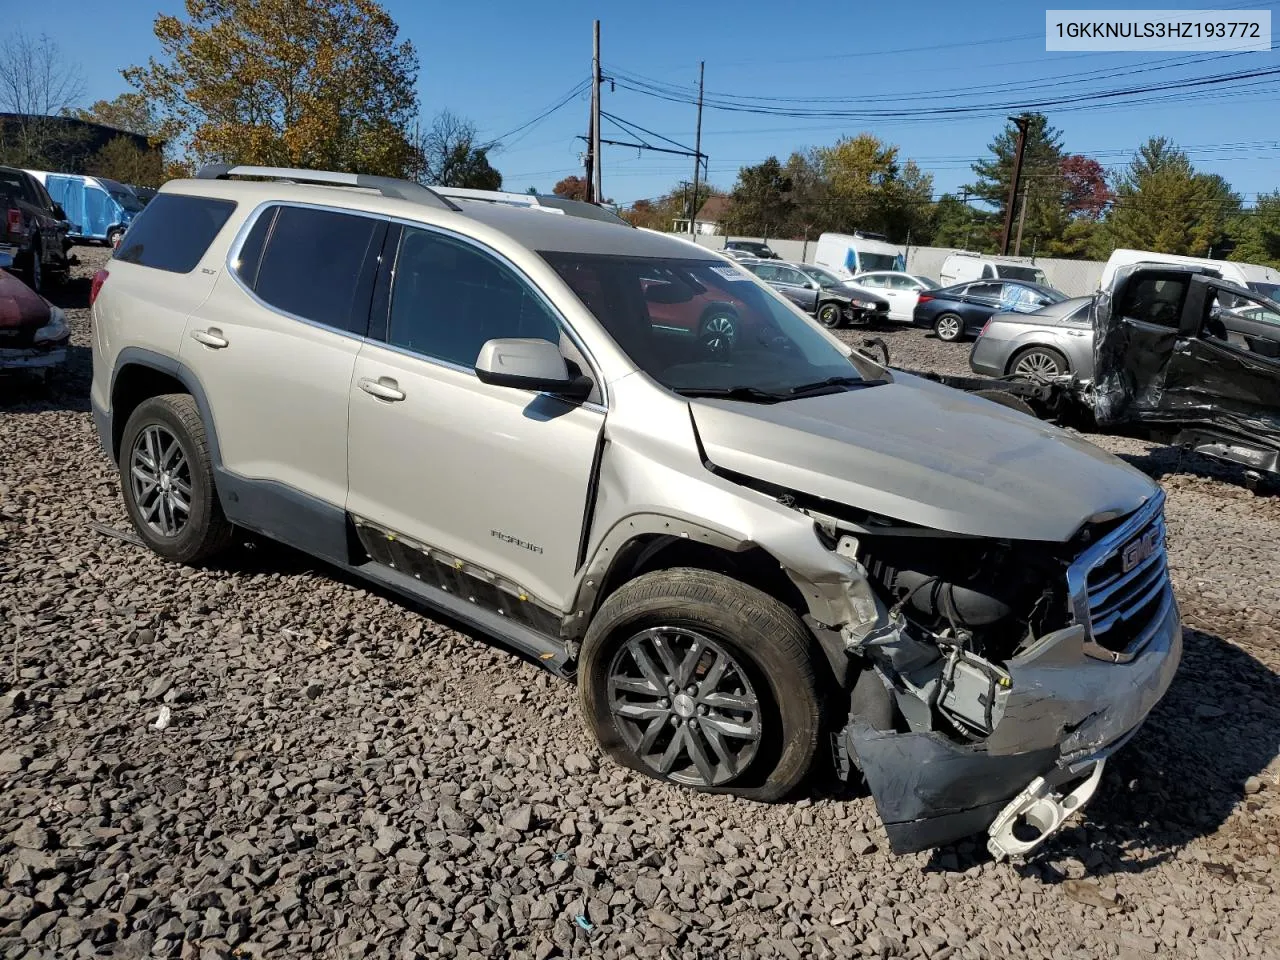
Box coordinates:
[0,256,69,374]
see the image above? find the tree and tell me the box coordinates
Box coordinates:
[86,135,165,187]
[124,0,420,176]
[71,93,158,137]
[967,114,1065,250]
[1096,137,1239,257]
[0,29,88,167]
[1059,154,1111,219]
[416,110,502,189]
[553,175,589,201]
[1227,192,1280,268]
[728,157,792,238]
[931,193,987,250]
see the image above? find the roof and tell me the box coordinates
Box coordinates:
[164,174,719,261]
[695,196,732,223]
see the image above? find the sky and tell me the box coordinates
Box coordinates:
[11,0,1280,208]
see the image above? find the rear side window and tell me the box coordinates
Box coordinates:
[114,194,236,273]
[245,205,385,336]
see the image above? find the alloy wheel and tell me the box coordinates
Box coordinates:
[607,626,762,787]
[1013,350,1062,377]
[936,315,961,340]
[701,314,737,352]
[129,424,192,538]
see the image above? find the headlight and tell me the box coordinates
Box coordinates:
[850,299,871,309]
[32,306,69,345]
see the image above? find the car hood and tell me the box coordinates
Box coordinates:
[690,372,1156,541]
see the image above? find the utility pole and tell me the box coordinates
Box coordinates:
[688,60,704,235]
[1014,183,1030,257]
[961,188,972,249]
[1000,114,1031,256]
[591,20,602,204]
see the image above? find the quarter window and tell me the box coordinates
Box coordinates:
[113,193,237,273]
[386,227,561,367]
[248,205,385,336]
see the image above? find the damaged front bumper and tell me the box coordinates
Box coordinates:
[839,493,1182,856]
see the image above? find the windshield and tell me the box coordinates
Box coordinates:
[1248,281,1280,300]
[105,186,145,213]
[542,253,871,398]
[857,252,900,272]
[995,264,1049,285]
[802,265,844,288]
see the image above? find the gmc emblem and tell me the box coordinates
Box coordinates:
[1121,528,1160,573]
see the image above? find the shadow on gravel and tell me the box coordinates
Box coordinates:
[919,624,1280,880]
[0,346,92,414]
[44,273,93,312]
[1117,445,1277,495]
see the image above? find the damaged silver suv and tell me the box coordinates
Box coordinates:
[90,167,1181,858]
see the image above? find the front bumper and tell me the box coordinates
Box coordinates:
[0,342,68,371]
[846,587,1181,854]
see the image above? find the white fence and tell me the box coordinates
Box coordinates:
[686,234,1106,297]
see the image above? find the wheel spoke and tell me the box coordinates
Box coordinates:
[699,690,756,713]
[675,637,703,687]
[637,715,667,754]
[650,633,683,679]
[700,722,738,778]
[611,675,662,697]
[700,713,757,741]
[630,643,670,694]
[685,724,717,784]
[699,650,727,692]
[657,724,687,774]
[171,476,192,498]
[613,701,668,722]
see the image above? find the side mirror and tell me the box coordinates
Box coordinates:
[474,337,593,399]
[52,203,67,220]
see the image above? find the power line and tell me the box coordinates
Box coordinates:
[485,78,591,148]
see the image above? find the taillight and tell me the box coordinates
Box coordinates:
[979,318,992,337]
[917,294,934,304]
[5,208,20,237]
[90,269,109,306]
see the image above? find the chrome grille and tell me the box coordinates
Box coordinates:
[1066,492,1172,662]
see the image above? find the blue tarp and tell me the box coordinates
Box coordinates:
[40,174,143,242]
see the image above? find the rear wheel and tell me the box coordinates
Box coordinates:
[119,394,234,565]
[816,302,843,328]
[933,313,964,342]
[1009,345,1068,378]
[579,568,822,802]
[107,227,125,249]
[22,240,42,293]
[699,310,738,354]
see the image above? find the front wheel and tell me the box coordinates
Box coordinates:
[933,313,964,342]
[22,241,42,293]
[699,311,738,354]
[119,394,234,565]
[579,568,822,802]
[1009,345,1068,378]
[107,227,125,249]
[816,302,843,328]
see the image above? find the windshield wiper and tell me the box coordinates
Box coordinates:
[674,385,784,404]
[787,376,887,397]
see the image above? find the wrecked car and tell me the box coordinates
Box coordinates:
[0,251,69,375]
[1093,262,1280,480]
[91,168,1180,859]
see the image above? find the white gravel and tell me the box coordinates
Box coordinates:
[1,250,1278,959]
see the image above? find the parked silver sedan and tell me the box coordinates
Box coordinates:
[969,295,1095,379]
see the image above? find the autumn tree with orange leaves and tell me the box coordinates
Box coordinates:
[124,0,421,177]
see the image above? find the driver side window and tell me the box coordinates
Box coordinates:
[1116,275,1189,329]
[1205,287,1280,355]
[387,227,561,368]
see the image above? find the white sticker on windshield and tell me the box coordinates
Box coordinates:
[710,265,751,282]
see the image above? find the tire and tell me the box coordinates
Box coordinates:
[1008,345,1068,379]
[816,302,843,328]
[699,310,738,354]
[579,568,822,802]
[107,227,125,249]
[933,313,964,342]
[118,394,234,565]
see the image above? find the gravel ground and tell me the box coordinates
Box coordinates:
[1,249,1278,960]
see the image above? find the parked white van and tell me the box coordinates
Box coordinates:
[814,231,905,279]
[939,251,1050,287]
[1099,248,1280,299]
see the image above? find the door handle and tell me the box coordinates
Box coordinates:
[190,328,228,349]
[358,376,406,402]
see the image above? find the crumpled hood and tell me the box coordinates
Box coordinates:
[690,372,1157,541]
[0,269,51,330]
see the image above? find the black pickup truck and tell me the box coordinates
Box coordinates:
[0,166,71,294]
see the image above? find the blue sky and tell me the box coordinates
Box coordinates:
[12,1,1280,206]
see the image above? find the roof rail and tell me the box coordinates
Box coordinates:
[435,187,634,227]
[193,164,461,212]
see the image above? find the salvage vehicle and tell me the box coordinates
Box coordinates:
[739,258,890,327]
[912,262,1280,484]
[0,250,70,374]
[0,165,72,293]
[91,166,1181,858]
[913,279,1068,342]
[25,170,145,247]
